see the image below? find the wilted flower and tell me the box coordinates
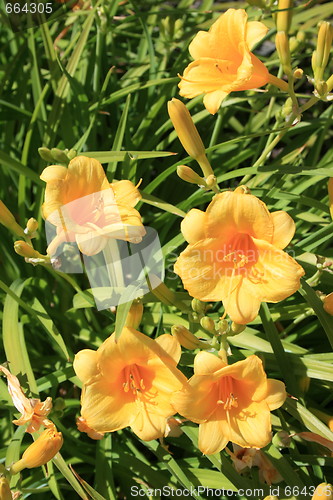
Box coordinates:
[171,352,286,455]
[10,425,63,474]
[174,187,304,324]
[0,365,52,433]
[178,9,270,114]
[227,444,282,484]
[40,156,145,256]
[74,327,187,441]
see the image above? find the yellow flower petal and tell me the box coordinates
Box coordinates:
[73,349,99,384]
[171,375,218,423]
[154,334,181,364]
[203,90,229,115]
[75,232,108,256]
[271,211,296,249]
[194,351,226,375]
[40,165,67,183]
[264,379,287,411]
[131,409,168,441]
[198,419,229,455]
[323,292,333,315]
[206,191,274,243]
[250,238,305,303]
[246,21,269,50]
[111,180,141,208]
[181,208,206,244]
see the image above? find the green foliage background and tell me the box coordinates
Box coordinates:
[0,0,333,498]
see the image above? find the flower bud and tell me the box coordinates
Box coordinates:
[230,322,246,335]
[10,426,63,474]
[309,407,333,432]
[177,166,205,186]
[276,0,293,34]
[199,316,216,333]
[167,98,206,160]
[293,68,303,79]
[272,430,291,448]
[50,148,70,164]
[275,31,292,75]
[217,319,229,334]
[67,149,77,161]
[312,483,333,500]
[24,217,38,237]
[281,97,293,118]
[205,175,218,189]
[38,147,54,163]
[0,477,12,500]
[14,241,45,260]
[312,22,333,82]
[0,201,25,237]
[125,301,143,329]
[171,325,209,350]
[191,298,206,315]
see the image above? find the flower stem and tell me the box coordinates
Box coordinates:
[267,73,289,92]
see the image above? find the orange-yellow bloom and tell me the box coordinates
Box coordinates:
[40,156,145,256]
[171,352,286,455]
[74,327,187,441]
[0,365,52,433]
[312,483,333,500]
[178,9,270,114]
[174,187,304,324]
[10,425,63,473]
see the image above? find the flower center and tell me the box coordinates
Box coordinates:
[217,376,238,411]
[219,233,258,272]
[123,364,145,396]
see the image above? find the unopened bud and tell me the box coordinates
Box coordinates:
[281,97,293,118]
[230,322,246,335]
[0,201,25,237]
[205,175,217,189]
[53,397,66,412]
[38,147,54,163]
[293,68,303,79]
[310,407,333,432]
[125,301,143,329]
[276,0,294,34]
[167,98,206,160]
[171,325,209,350]
[275,31,292,75]
[67,149,77,160]
[10,426,63,474]
[312,483,333,500]
[25,217,38,237]
[177,166,205,186]
[272,430,291,448]
[200,316,216,333]
[315,80,328,97]
[51,148,70,165]
[217,319,229,334]
[14,241,45,260]
[234,185,251,195]
[312,21,333,82]
[0,477,12,500]
[191,298,206,315]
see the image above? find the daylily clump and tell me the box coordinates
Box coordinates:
[174,186,304,324]
[74,327,187,441]
[178,9,270,114]
[40,156,145,256]
[171,352,286,455]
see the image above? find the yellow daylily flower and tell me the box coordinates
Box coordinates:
[40,156,145,256]
[74,327,187,441]
[178,9,270,114]
[312,483,333,500]
[10,424,63,474]
[171,352,286,455]
[0,365,52,433]
[174,187,304,325]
